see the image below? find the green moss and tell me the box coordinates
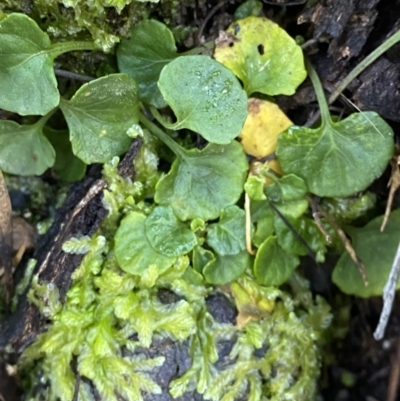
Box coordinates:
[0,0,201,52]
[19,158,332,401]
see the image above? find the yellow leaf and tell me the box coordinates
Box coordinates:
[214,16,306,96]
[240,98,292,176]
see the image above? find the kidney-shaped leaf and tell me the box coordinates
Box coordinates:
[145,206,197,257]
[0,13,59,115]
[155,141,248,221]
[158,55,248,144]
[276,112,394,197]
[254,235,299,286]
[206,205,246,255]
[203,250,251,285]
[332,208,400,297]
[117,20,178,108]
[214,16,306,96]
[60,74,140,164]
[0,119,55,175]
[115,211,175,275]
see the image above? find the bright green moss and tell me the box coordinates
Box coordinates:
[19,157,332,401]
[0,0,200,52]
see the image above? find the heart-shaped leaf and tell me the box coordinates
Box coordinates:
[145,206,197,257]
[254,236,299,286]
[115,211,175,275]
[0,119,55,175]
[203,250,251,285]
[332,208,400,297]
[0,13,59,115]
[155,141,248,221]
[276,112,394,197]
[117,20,178,108]
[157,55,248,144]
[60,74,140,164]
[206,205,246,255]
[276,63,394,198]
[214,16,306,96]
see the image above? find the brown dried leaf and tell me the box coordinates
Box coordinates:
[0,171,13,305]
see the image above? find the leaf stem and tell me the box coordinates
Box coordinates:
[182,41,215,55]
[329,29,400,104]
[306,60,331,125]
[51,41,96,57]
[139,112,187,159]
[34,108,58,129]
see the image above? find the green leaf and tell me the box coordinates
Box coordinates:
[0,13,59,115]
[234,0,263,20]
[254,236,299,286]
[44,127,86,182]
[157,55,248,144]
[332,209,400,297]
[114,211,175,275]
[274,215,327,259]
[214,16,307,96]
[144,206,197,257]
[0,119,55,175]
[264,174,308,203]
[203,250,251,284]
[244,175,266,201]
[321,192,377,224]
[192,246,215,273]
[206,206,246,255]
[117,20,178,108]
[60,74,140,164]
[276,112,394,197]
[155,141,248,221]
[250,200,275,247]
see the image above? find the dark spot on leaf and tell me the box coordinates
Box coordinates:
[257,44,264,55]
[229,42,234,47]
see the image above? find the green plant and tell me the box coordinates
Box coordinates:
[2,7,400,400]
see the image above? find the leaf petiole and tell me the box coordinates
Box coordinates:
[51,41,96,57]
[139,111,187,160]
[34,108,58,130]
[329,28,400,104]
[306,60,332,125]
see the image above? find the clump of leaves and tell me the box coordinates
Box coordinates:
[21,160,332,401]
[5,8,400,401]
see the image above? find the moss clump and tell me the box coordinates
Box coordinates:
[0,0,200,52]
[19,158,332,401]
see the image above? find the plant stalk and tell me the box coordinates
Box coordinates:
[139,112,187,159]
[306,60,331,125]
[329,29,400,104]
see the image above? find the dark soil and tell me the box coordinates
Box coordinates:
[1,1,400,400]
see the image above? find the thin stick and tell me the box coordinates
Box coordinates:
[196,1,226,44]
[244,193,255,255]
[318,205,368,286]
[381,157,400,232]
[311,197,332,244]
[374,241,400,340]
[54,69,94,82]
[387,330,400,401]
